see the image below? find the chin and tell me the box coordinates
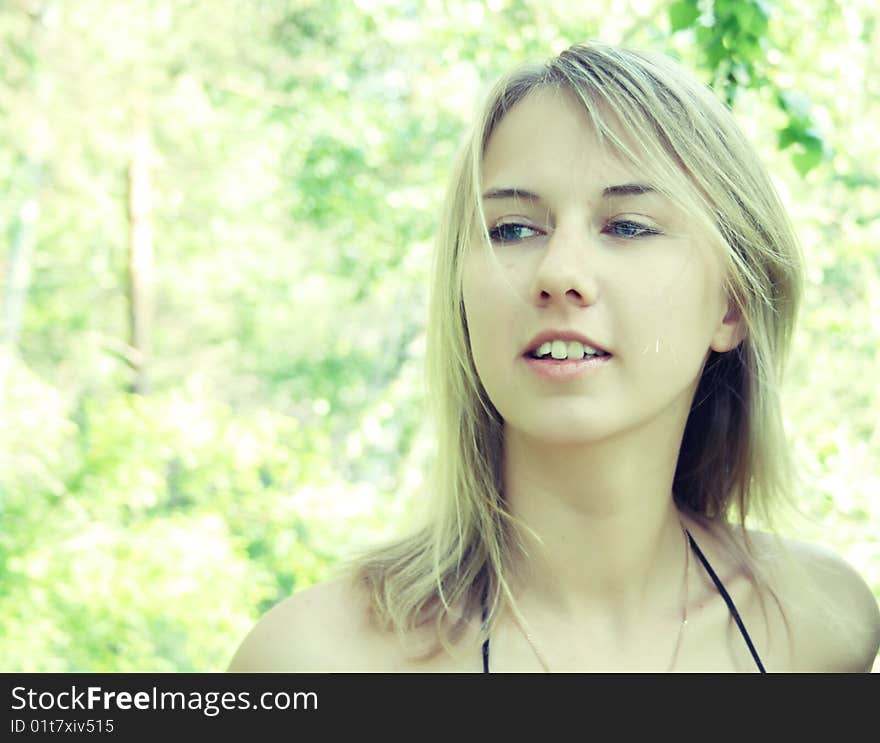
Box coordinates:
[508,417,620,445]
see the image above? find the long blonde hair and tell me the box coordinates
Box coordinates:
[339,42,807,661]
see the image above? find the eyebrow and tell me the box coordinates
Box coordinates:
[481,184,657,201]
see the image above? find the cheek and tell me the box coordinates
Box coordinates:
[616,258,719,365]
[461,255,499,357]
[461,253,485,331]
[461,260,527,391]
[462,250,514,325]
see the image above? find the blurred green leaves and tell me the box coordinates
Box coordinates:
[669,1,700,32]
[670,0,827,175]
[776,91,828,176]
[1,0,877,673]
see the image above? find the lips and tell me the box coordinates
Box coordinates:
[524,352,612,380]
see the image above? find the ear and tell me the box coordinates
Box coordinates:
[709,300,747,353]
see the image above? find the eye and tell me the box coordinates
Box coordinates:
[488,222,543,243]
[604,220,660,239]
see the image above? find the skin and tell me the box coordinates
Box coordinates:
[460,86,745,650]
[227,86,880,674]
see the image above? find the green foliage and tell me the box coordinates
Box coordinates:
[669,0,827,175]
[0,365,336,670]
[776,91,828,175]
[1,0,877,672]
[669,1,700,32]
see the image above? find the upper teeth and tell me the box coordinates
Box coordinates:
[533,340,605,359]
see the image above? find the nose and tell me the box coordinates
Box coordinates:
[531,221,599,307]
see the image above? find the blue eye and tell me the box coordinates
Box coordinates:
[488,220,659,243]
[604,220,659,238]
[488,223,541,243]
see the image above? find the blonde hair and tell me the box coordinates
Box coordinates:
[339,42,809,662]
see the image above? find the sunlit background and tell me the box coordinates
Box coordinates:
[1,0,877,671]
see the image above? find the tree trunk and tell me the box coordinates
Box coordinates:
[3,161,42,351]
[125,106,154,395]
[1,157,43,393]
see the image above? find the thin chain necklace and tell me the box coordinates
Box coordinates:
[512,517,691,673]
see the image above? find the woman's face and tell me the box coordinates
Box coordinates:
[461,87,743,444]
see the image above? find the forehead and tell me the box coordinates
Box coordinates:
[482,87,643,191]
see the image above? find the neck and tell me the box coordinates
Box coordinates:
[502,412,691,630]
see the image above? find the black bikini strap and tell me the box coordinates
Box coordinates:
[686,529,767,673]
[480,532,766,673]
[480,582,490,673]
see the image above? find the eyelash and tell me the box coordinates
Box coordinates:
[487,220,661,243]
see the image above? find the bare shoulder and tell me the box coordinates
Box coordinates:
[227,571,382,672]
[744,529,880,672]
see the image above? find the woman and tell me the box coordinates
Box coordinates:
[229,42,880,672]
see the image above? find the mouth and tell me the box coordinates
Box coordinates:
[522,335,612,359]
[522,352,612,380]
[523,348,612,361]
